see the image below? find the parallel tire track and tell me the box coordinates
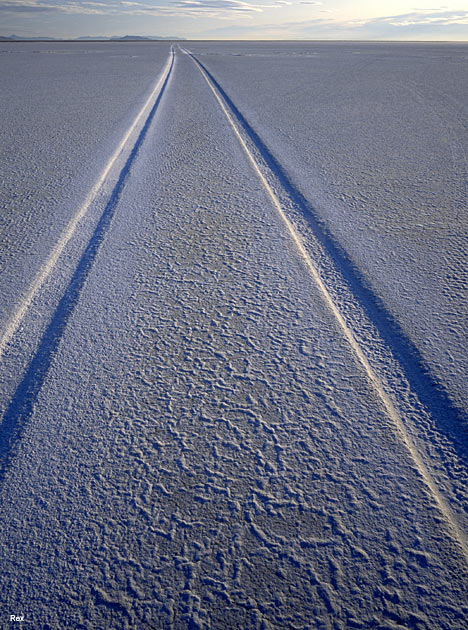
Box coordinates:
[0,47,175,363]
[184,48,468,565]
[0,48,175,479]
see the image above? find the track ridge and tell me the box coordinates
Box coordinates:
[185,48,468,564]
[0,48,175,481]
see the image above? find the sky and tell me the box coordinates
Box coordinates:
[1,0,468,40]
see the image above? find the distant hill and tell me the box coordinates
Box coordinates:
[0,34,185,41]
[0,34,56,40]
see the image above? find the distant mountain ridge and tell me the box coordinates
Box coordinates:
[0,34,56,40]
[0,34,185,41]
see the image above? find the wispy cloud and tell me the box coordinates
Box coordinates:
[0,0,117,13]
[0,0,293,16]
[369,9,468,27]
[272,8,468,36]
[202,6,468,39]
[175,0,264,13]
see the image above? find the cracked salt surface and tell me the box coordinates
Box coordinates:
[0,44,467,629]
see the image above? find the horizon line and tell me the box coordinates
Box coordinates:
[2,36,468,43]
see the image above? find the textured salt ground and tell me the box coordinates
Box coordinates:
[0,51,467,629]
[185,41,468,426]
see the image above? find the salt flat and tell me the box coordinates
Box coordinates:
[0,42,467,629]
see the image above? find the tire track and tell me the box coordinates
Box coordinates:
[182,49,468,453]
[184,48,468,565]
[0,46,174,364]
[0,48,175,480]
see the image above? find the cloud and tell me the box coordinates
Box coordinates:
[366,9,468,28]
[0,0,116,13]
[0,2,53,11]
[273,7,468,38]
[119,0,282,18]
[175,0,264,13]
[2,0,467,37]
[0,0,300,17]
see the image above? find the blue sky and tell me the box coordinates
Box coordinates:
[1,0,468,39]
